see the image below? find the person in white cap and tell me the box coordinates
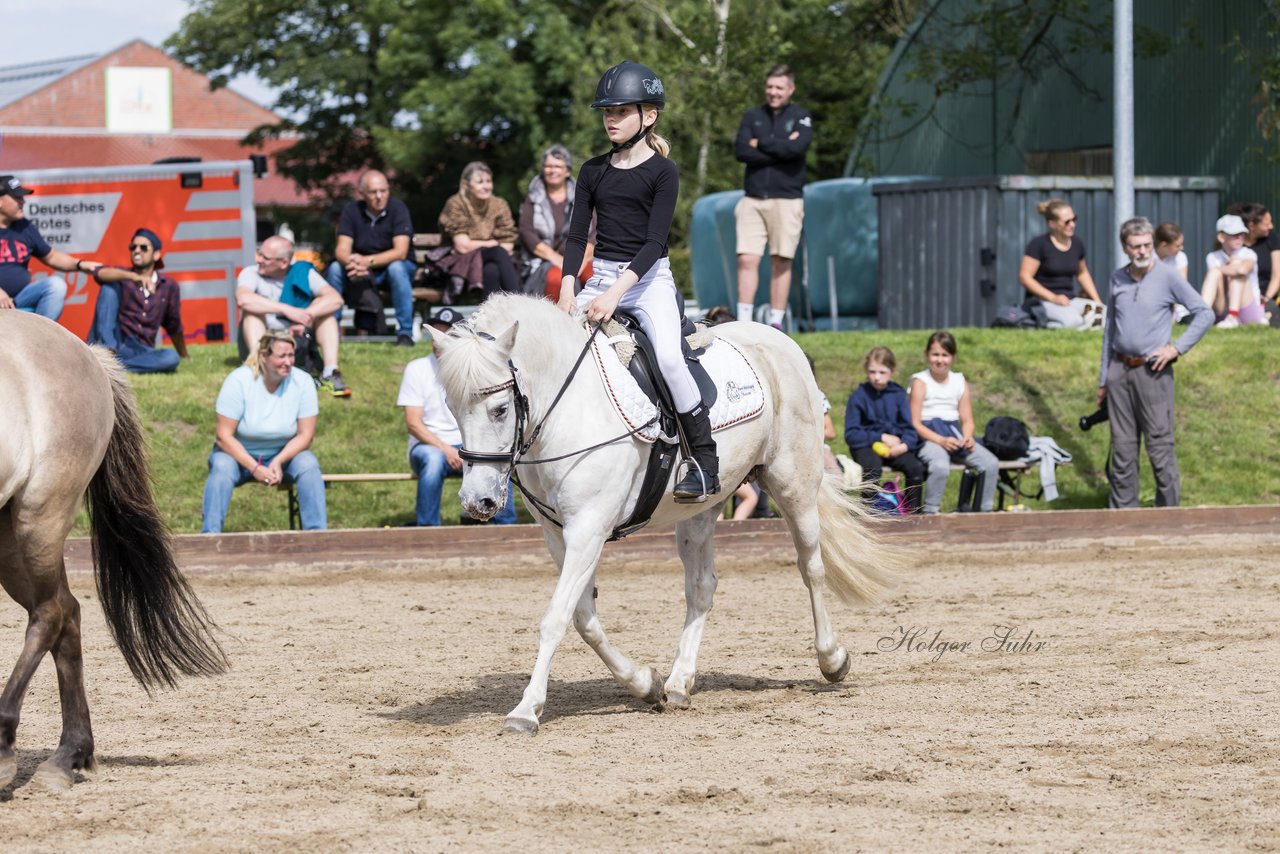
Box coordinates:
[398,306,516,526]
[1200,213,1262,328]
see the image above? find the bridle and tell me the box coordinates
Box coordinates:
[456,322,657,527]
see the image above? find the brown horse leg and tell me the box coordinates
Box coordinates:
[0,594,68,790]
[32,584,95,791]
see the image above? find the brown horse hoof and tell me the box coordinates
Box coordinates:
[642,667,666,710]
[33,760,73,792]
[0,754,15,789]
[503,715,539,736]
[821,648,851,683]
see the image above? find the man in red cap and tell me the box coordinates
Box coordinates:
[0,174,101,319]
[88,227,188,372]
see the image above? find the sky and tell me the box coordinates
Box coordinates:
[6,0,275,108]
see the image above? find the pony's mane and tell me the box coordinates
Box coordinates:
[436,294,588,402]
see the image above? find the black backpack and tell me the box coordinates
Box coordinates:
[982,416,1030,461]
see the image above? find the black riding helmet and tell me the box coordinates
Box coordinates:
[590,60,666,108]
[591,61,665,152]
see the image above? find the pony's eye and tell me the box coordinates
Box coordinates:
[491,405,508,420]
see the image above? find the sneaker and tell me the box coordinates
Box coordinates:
[1172,304,1190,324]
[1215,315,1240,329]
[324,369,352,397]
[396,334,415,347]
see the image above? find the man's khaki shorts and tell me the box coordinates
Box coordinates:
[735,196,804,259]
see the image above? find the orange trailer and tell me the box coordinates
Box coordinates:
[20,160,256,344]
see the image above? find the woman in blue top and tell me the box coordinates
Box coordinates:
[557,60,719,502]
[201,330,326,532]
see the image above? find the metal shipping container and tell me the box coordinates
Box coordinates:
[873,175,1223,330]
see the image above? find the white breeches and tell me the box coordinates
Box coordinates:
[578,258,701,413]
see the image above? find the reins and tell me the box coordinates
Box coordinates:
[456,321,658,528]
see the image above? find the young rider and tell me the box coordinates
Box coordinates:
[557,60,720,502]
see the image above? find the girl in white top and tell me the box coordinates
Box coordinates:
[909,330,999,514]
[1200,214,1262,328]
[1156,222,1191,323]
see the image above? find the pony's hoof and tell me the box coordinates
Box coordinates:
[821,648,851,683]
[666,691,692,710]
[642,667,667,710]
[503,715,539,736]
[32,760,73,793]
[0,754,15,789]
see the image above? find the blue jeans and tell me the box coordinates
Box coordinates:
[88,283,180,373]
[202,447,327,533]
[409,443,516,526]
[14,276,67,320]
[325,259,416,334]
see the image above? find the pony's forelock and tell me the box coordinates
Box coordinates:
[435,294,588,401]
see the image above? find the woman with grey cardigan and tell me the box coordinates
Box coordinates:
[518,144,592,299]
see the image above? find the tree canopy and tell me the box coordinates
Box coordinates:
[166,0,912,238]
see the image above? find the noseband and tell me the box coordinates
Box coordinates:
[455,323,657,527]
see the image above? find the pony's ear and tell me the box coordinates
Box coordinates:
[494,321,519,357]
[425,324,449,351]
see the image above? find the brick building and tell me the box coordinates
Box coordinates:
[0,39,307,207]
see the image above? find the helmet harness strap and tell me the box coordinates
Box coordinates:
[610,105,651,154]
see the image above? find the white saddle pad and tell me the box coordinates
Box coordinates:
[589,333,765,444]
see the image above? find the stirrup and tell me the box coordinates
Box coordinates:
[673,458,717,504]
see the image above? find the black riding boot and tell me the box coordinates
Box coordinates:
[673,405,721,503]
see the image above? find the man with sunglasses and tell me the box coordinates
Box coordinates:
[88,227,187,372]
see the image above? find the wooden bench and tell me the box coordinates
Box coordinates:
[882,459,1047,511]
[285,472,415,530]
[410,233,445,311]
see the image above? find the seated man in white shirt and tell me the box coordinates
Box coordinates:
[236,235,351,396]
[397,307,516,525]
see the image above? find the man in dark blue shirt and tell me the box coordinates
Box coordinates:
[0,175,101,320]
[732,66,812,329]
[324,170,417,346]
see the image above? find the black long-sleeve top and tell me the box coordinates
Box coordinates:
[561,152,678,284]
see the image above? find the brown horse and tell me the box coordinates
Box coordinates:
[0,312,226,791]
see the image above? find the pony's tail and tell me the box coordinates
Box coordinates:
[85,350,228,691]
[816,472,901,606]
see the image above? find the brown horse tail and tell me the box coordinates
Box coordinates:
[85,349,228,690]
[816,471,902,606]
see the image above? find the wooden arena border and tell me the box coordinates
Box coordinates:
[61,505,1280,575]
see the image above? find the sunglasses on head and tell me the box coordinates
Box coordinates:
[129,243,154,251]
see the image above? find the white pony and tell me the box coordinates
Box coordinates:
[429,294,895,734]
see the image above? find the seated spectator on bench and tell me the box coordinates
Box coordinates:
[238,235,351,397]
[87,227,187,373]
[844,346,923,513]
[399,307,516,526]
[325,170,417,345]
[1201,213,1263,328]
[439,161,522,301]
[201,330,326,533]
[518,145,595,301]
[909,330,999,514]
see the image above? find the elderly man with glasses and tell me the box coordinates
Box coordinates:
[87,227,187,373]
[1098,217,1213,508]
[236,235,352,396]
